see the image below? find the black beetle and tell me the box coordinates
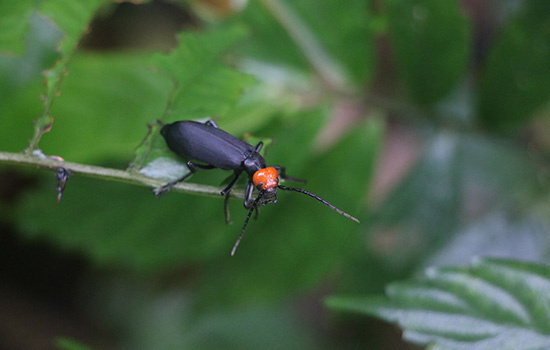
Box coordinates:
[158,119,359,255]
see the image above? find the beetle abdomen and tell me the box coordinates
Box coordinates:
[161,121,256,169]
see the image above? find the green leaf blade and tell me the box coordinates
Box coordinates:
[327,258,550,350]
[40,0,107,54]
[424,268,532,326]
[477,0,550,132]
[385,282,472,315]
[26,0,109,152]
[472,259,550,333]
[39,52,170,163]
[412,328,550,350]
[151,26,255,119]
[234,0,373,87]
[384,0,471,104]
[0,0,37,54]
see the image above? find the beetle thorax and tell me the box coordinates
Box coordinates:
[243,152,267,176]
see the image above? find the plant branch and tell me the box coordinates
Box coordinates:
[0,151,244,199]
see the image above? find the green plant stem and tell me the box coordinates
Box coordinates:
[0,151,244,199]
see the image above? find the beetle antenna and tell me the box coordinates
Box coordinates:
[231,191,264,256]
[277,185,360,223]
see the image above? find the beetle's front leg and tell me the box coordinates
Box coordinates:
[243,180,255,209]
[223,192,232,225]
[243,181,261,221]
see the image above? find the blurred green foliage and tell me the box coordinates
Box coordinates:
[385,0,470,104]
[328,258,550,350]
[1,0,549,349]
[478,0,550,132]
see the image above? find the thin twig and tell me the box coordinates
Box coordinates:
[0,151,244,199]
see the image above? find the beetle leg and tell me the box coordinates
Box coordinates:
[205,120,219,128]
[273,165,306,184]
[224,192,232,224]
[221,170,244,224]
[189,161,216,171]
[154,161,215,196]
[154,172,193,196]
[254,141,263,153]
[243,180,255,208]
[220,170,243,195]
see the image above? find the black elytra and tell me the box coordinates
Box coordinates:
[158,119,359,255]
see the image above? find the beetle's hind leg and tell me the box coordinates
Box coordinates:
[154,161,215,196]
[154,173,192,196]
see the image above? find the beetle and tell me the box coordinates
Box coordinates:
[157,119,360,255]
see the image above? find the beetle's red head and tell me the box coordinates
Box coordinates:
[253,167,279,190]
[252,167,279,206]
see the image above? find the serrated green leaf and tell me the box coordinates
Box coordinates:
[472,259,550,333]
[384,0,470,104]
[0,13,62,153]
[40,0,108,55]
[38,52,170,163]
[151,26,255,119]
[27,0,110,152]
[327,258,550,350]
[230,1,308,69]
[0,0,37,54]
[477,0,550,132]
